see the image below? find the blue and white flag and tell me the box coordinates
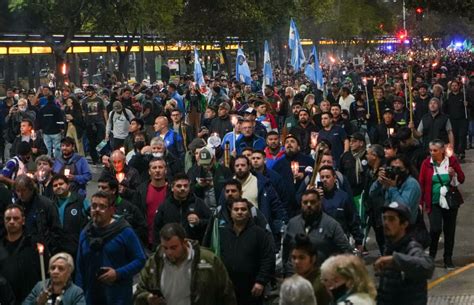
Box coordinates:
[262,40,273,89]
[289,18,305,71]
[304,45,324,89]
[236,46,252,85]
[194,48,205,86]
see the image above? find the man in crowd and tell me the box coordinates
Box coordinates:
[264,131,285,169]
[210,102,233,138]
[105,100,135,150]
[153,173,211,246]
[134,223,236,305]
[170,109,195,151]
[38,95,64,158]
[76,191,146,305]
[153,116,184,159]
[235,119,266,155]
[10,118,47,161]
[82,85,107,165]
[218,198,275,305]
[283,189,352,274]
[53,137,91,197]
[375,202,434,305]
[0,141,31,187]
[318,112,349,169]
[0,204,41,304]
[289,108,319,155]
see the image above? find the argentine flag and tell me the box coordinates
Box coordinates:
[262,40,273,90]
[194,48,205,86]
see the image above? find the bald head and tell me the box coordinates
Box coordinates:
[111,150,126,172]
[154,116,169,133]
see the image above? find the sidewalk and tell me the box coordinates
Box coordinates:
[428,263,474,304]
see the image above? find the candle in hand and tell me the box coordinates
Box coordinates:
[119,147,125,154]
[64,169,70,176]
[116,172,125,183]
[311,132,319,148]
[37,243,46,290]
[291,161,299,176]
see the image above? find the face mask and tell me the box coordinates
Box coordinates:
[18,106,27,112]
[134,141,145,151]
[153,152,164,158]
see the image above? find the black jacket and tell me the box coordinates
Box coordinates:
[115,196,148,246]
[153,194,211,246]
[210,116,233,139]
[128,151,183,183]
[17,193,64,254]
[188,163,232,205]
[443,91,466,120]
[10,135,48,159]
[0,235,42,305]
[289,123,320,155]
[377,235,434,305]
[100,165,141,202]
[38,101,64,134]
[219,220,275,305]
[339,150,368,196]
[54,192,89,256]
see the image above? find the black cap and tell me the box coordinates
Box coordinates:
[298,107,310,115]
[382,202,411,221]
[285,134,301,145]
[383,107,393,114]
[85,85,95,92]
[350,132,365,142]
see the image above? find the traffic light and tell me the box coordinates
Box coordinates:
[415,7,424,21]
[397,30,408,41]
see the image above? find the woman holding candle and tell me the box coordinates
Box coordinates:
[23,252,85,305]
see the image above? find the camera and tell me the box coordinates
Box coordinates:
[384,166,401,180]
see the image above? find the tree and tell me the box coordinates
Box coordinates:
[8,0,97,86]
[91,0,183,81]
[405,0,474,21]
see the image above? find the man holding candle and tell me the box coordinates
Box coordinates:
[273,134,314,216]
[10,119,47,162]
[289,108,319,155]
[52,137,91,197]
[372,108,398,145]
[76,191,146,305]
[99,150,141,203]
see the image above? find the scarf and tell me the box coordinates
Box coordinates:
[84,217,130,251]
[352,148,366,184]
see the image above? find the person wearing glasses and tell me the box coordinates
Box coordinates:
[75,191,146,305]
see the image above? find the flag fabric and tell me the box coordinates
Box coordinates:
[289,18,305,71]
[304,45,324,89]
[236,46,252,85]
[262,40,273,90]
[194,48,205,86]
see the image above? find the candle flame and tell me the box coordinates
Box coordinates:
[116,172,125,183]
[37,243,44,254]
[446,147,453,157]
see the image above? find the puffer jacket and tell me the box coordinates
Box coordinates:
[377,235,434,305]
[133,241,237,305]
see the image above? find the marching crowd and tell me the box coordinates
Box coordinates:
[0,49,473,305]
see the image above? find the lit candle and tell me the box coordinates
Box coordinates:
[232,99,236,109]
[446,146,453,157]
[64,169,70,176]
[403,73,408,81]
[388,128,395,136]
[119,147,125,154]
[31,130,36,140]
[291,161,299,176]
[116,172,125,183]
[362,77,367,86]
[26,173,34,178]
[311,132,319,148]
[37,243,46,290]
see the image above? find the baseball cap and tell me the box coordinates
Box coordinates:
[299,107,310,115]
[383,107,393,114]
[382,202,411,221]
[350,132,365,142]
[198,147,214,166]
[113,101,123,112]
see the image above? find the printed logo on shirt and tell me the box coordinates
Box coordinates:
[71,209,78,216]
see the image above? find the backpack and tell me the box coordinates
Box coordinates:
[110,109,131,130]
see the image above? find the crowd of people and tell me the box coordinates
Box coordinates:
[0,48,473,305]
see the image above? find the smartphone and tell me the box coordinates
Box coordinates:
[148,289,163,298]
[96,267,108,278]
[317,181,324,189]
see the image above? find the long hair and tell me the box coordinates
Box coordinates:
[320,254,377,300]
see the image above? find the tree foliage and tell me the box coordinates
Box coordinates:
[405,0,474,21]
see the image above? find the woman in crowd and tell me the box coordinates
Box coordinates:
[291,233,331,305]
[279,274,317,305]
[320,254,376,305]
[64,96,85,156]
[23,252,85,305]
[419,139,465,269]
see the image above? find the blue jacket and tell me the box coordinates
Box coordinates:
[171,92,185,113]
[76,219,146,305]
[157,129,184,159]
[273,153,315,216]
[322,188,363,245]
[53,153,92,197]
[235,135,266,155]
[221,131,242,152]
[369,176,421,224]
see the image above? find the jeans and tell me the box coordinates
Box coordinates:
[429,204,458,260]
[43,133,62,159]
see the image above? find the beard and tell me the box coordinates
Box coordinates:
[302,209,319,225]
[236,171,249,180]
